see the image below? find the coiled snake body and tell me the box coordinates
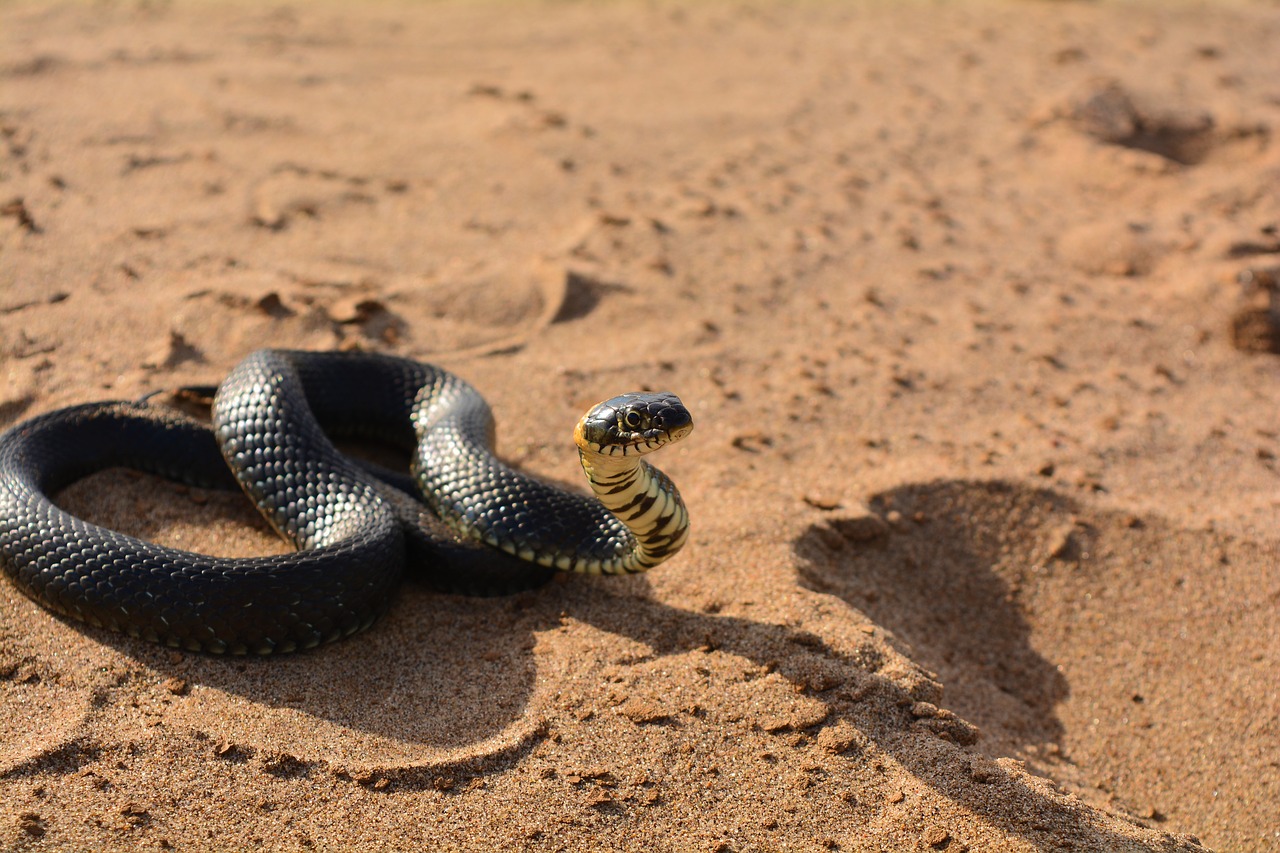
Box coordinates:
[0,350,693,654]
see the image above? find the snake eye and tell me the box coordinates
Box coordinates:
[622,410,643,430]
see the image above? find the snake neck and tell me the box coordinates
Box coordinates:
[578,449,690,573]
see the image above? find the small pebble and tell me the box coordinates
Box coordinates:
[922,825,951,848]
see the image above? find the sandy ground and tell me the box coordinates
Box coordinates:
[1,1,1278,850]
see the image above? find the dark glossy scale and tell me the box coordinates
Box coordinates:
[411,380,636,569]
[0,350,558,654]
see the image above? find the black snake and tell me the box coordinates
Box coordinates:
[0,350,693,654]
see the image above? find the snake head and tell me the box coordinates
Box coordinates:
[575,392,693,457]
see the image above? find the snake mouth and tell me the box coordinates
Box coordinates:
[575,392,693,457]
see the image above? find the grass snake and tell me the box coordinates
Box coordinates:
[0,350,693,654]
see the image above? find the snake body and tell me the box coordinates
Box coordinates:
[0,350,693,654]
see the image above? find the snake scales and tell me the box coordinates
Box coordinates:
[0,350,693,654]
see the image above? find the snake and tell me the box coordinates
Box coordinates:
[0,349,693,654]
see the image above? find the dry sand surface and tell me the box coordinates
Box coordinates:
[1,1,1278,850]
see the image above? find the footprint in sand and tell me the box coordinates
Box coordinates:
[249,164,379,231]
[795,479,1279,840]
[244,161,643,356]
[150,261,581,365]
[329,263,624,358]
[1057,78,1267,167]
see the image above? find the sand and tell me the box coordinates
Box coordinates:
[1,1,1278,850]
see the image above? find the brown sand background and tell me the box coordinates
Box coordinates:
[2,1,1278,850]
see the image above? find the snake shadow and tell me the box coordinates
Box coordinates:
[126,572,556,768]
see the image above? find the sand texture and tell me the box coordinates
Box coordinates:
[1,1,1278,850]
